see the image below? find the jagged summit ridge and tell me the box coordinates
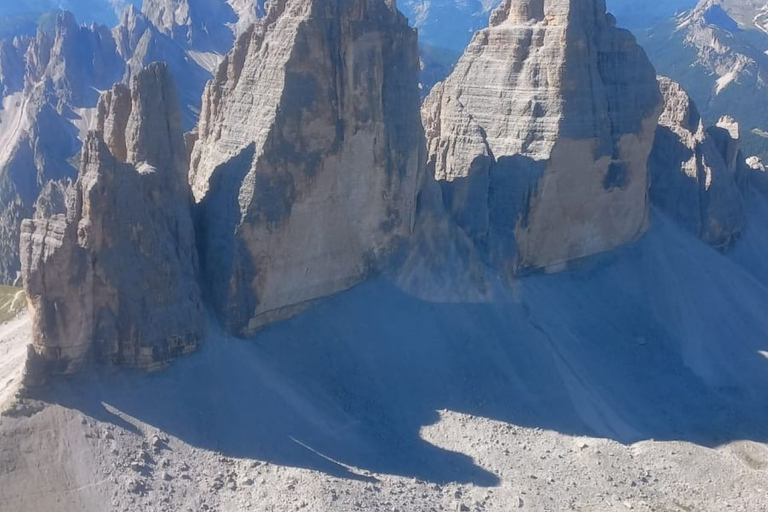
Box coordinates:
[649,76,745,248]
[423,0,662,273]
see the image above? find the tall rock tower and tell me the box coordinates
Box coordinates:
[422,0,662,273]
[189,0,425,336]
[20,63,204,382]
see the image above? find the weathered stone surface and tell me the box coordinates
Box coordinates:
[422,0,662,273]
[649,77,744,249]
[20,63,203,381]
[0,7,223,285]
[189,0,424,336]
[0,83,80,285]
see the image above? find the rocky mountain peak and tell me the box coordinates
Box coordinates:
[423,0,662,272]
[21,62,203,381]
[141,0,238,52]
[190,0,424,336]
[23,10,123,107]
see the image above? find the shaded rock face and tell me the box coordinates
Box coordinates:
[649,77,744,249]
[0,84,81,285]
[422,0,662,273]
[189,0,424,336]
[25,11,124,107]
[0,12,126,285]
[0,39,25,97]
[141,0,239,53]
[20,63,204,381]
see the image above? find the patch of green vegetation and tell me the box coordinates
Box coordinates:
[0,285,25,324]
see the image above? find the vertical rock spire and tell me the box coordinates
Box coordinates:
[189,0,425,336]
[21,63,203,382]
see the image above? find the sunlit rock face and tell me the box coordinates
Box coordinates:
[189,0,424,337]
[20,63,203,383]
[649,77,745,249]
[422,0,662,274]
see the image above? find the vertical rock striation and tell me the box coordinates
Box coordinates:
[649,77,744,249]
[422,0,662,273]
[189,0,424,336]
[20,63,203,381]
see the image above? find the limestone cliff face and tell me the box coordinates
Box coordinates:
[0,7,222,285]
[422,0,662,273]
[649,77,744,249]
[189,0,424,336]
[20,63,203,381]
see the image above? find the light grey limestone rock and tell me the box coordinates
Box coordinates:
[649,77,744,249]
[422,0,662,273]
[0,82,80,285]
[0,6,221,286]
[189,0,424,336]
[20,63,203,382]
[25,11,124,107]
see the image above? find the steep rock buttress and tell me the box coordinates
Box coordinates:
[20,63,204,383]
[422,0,662,273]
[189,0,424,336]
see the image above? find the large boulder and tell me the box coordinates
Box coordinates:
[189,0,425,336]
[20,63,204,382]
[422,0,662,273]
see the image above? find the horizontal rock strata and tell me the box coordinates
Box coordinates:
[422,0,662,273]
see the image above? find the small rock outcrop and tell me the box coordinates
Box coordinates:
[20,63,203,381]
[422,0,662,273]
[649,77,745,248]
[189,0,424,336]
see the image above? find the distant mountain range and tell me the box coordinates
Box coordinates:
[640,0,768,159]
